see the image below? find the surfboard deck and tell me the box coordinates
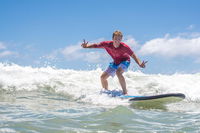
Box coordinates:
[100,90,185,102]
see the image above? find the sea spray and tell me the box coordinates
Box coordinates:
[0,63,200,105]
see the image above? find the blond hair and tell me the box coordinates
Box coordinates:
[112,30,123,39]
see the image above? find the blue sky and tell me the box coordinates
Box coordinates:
[0,0,200,74]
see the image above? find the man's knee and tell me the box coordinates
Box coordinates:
[116,69,124,77]
[101,72,109,80]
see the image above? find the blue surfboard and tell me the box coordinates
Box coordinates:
[100,90,185,110]
[100,90,185,102]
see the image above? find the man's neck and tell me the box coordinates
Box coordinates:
[113,43,120,48]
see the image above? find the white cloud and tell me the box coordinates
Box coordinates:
[43,34,200,65]
[61,39,109,63]
[61,43,83,60]
[139,34,200,57]
[84,51,108,63]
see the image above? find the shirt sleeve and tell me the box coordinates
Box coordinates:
[91,41,107,48]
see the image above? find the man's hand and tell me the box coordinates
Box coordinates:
[81,39,88,48]
[139,61,148,68]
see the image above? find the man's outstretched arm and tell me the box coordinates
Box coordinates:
[131,53,147,68]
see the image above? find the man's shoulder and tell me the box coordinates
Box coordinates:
[120,42,134,54]
[120,42,129,48]
[99,41,113,47]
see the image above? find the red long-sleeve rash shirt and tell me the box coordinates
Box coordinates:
[92,41,134,65]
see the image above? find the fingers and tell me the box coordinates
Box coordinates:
[83,39,88,44]
[143,61,147,67]
[144,61,148,64]
[140,61,147,68]
[81,39,88,48]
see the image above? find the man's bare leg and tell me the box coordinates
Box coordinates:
[116,68,127,94]
[100,72,110,90]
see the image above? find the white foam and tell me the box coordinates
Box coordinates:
[0,63,200,106]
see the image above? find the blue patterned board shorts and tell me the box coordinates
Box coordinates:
[105,61,130,77]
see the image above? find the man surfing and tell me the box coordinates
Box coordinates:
[81,30,147,95]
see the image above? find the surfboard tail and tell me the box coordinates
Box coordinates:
[129,93,185,101]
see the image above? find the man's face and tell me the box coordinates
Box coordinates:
[113,35,122,46]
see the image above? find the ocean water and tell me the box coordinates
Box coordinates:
[0,63,200,133]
